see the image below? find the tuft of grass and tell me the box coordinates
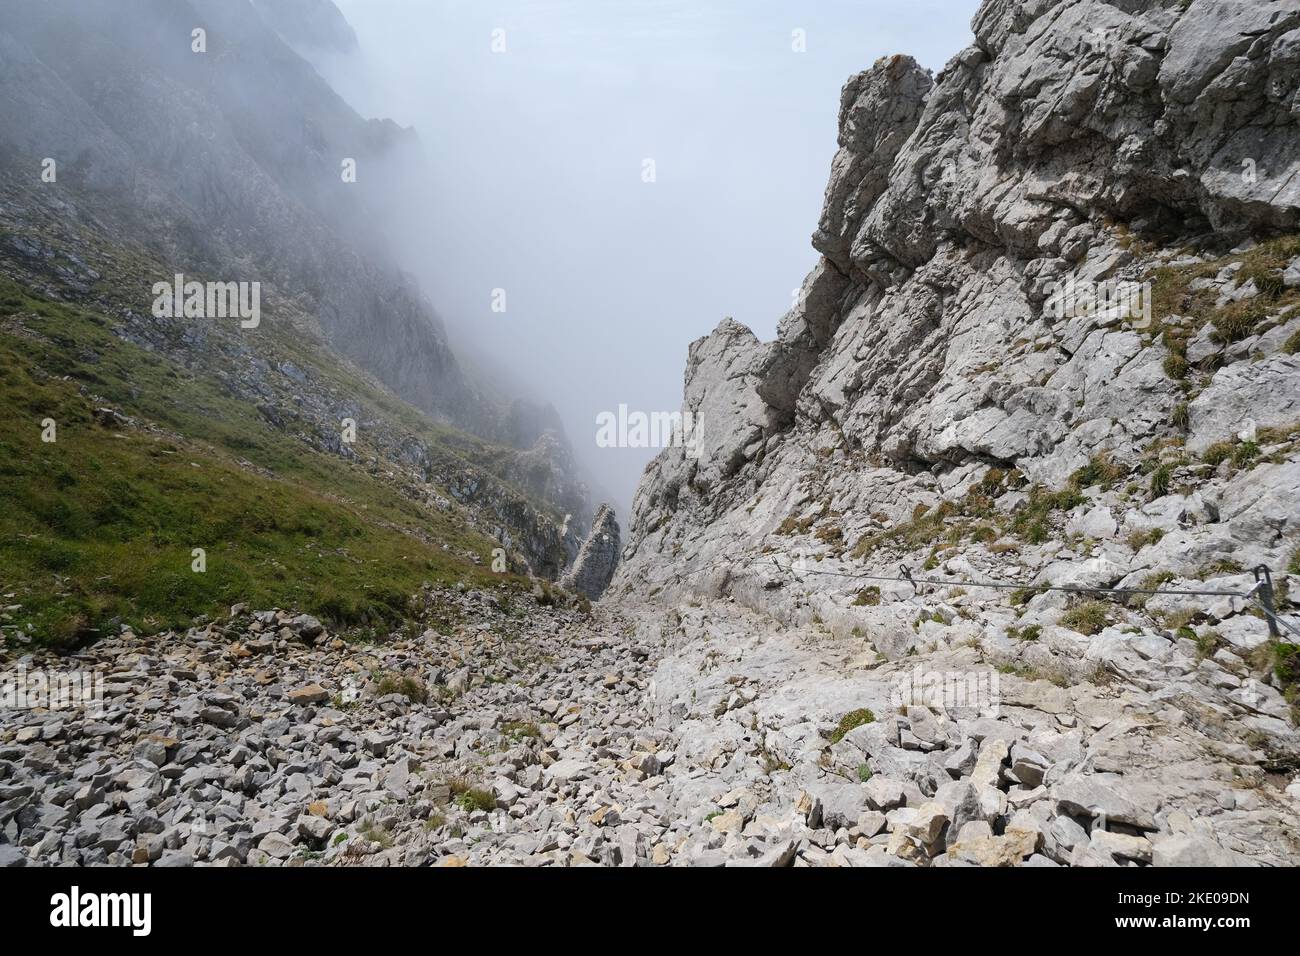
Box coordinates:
[373,672,428,704]
[1202,441,1236,467]
[852,501,958,559]
[761,749,792,775]
[913,609,949,631]
[1007,624,1041,642]
[447,777,497,813]
[1164,608,1201,639]
[1009,587,1037,607]
[776,514,814,536]
[853,586,882,607]
[1163,347,1189,381]
[1257,422,1300,446]
[1210,299,1268,344]
[815,523,845,547]
[1130,571,1176,609]
[501,720,542,742]
[359,822,394,849]
[1141,570,1176,588]
[1271,642,1300,687]
[1199,437,1265,476]
[1194,630,1224,661]
[1148,463,1173,500]
[1070,452,1126,491]
[1059,600,1111,636]
[1238,257,1289,299]
[829,708,876,744]
[1254,641,1300,722]
[848,460,1101,560]
[1231,441,1260,469]
[1148,238,1300,378]
[1010,484,1086,544]
[1127,527,1165,551]
[979,468,1008,497]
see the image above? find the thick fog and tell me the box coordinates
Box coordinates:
[322,0,980,514]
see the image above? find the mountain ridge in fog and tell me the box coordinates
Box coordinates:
[0,0,599,530]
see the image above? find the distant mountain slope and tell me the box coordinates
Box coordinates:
[0,0,591,498]
[0,189,578,644]
[0,0,476,425]
[0,0,597,642]
[253,0,360,56]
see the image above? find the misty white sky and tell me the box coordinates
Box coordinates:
[328,0,980,515]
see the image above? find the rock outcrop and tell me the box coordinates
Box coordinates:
[617,0,1300,609]
[560,505,621,600]
[610,0,1300,866]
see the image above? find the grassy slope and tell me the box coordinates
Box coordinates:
[0,278,527,646]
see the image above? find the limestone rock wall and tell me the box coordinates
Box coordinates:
[618,0,1300,612]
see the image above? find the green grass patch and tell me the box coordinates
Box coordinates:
[1271,642,1299,687]
[852,501,958,558]
[1010,484,1086,544]
[447,777,497,813]
[0,281,526,646]
[852,586,881,607]
[1202,441,1236,467]
[1148,463,1173,500]
[1148,237,1300,380]
[501,720,542,741]
[1007,624,1041,641]
[828,708,876,744]
[1070,452,1126,491]
[1059,600,1111,636]
[1127,527,1165,551]
[1009,587,1037,607]
[373,672,429,704]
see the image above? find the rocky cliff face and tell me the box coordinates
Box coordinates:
[617,0,1300,772]
[619,0,1300,604]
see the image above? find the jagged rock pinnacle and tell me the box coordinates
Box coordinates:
[560,504,621,600]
